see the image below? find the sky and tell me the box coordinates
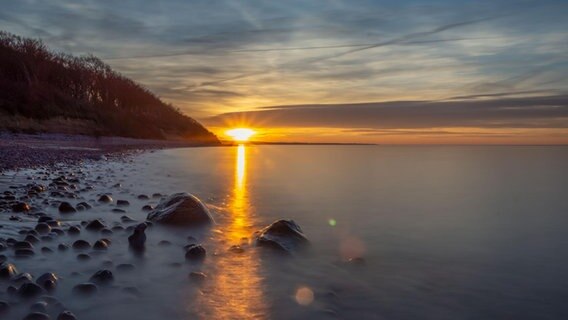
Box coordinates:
[2,0,567,144]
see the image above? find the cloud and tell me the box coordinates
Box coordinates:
[205,94,568,129]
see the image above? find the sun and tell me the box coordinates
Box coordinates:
[226,128,256,142]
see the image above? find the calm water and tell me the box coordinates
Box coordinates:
[2,145,568,319]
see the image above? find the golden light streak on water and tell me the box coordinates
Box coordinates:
[197,144,267,319]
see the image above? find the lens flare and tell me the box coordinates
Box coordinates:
[226,128,256,142]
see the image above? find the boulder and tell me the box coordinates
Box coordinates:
[254,220,309,253]
[147,193,213,226]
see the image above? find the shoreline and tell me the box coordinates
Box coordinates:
[0,133,215,173]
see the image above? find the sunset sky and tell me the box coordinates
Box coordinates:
[2,0,567,144]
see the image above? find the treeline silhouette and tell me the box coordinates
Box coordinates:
[0,31,218,142]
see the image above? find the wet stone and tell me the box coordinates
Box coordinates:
[14,241,34,250]
[116,263,135,272]
[0,262,18,279]
[67,226,81,235]
[188,271,207,283]
[93,240,109,250]
[72,240,90,250]
[57,311,77,320]
[41,247,54,254]
[185,244,206,261]
[31,301,48,313]
[98,195,113,203]
[12,202,31,212]
[25,235,40,244]
[58,202,76,214]
[12,272,33,283]
[58,244,69,251]
[77,253,91,261]
[90,269,114,285]
[116,200,130,207]
[23,312,51,320]
[85,219,106,231]
[35,223,52,235]
[18,282,44,299]
[15,248,35,257]
[73,282,98,296]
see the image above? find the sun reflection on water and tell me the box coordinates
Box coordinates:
[198,144,266,319]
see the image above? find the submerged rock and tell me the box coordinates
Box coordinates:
[90,270,114,285]
[147,192,213,226]
[128,223,146,251]
[57,311,77,320]
[254,219,309,253]
[23,312,51,320]
[58,202,76,214]
[184,244,206,261]
[72,283,98,296]
[98,195,112,203]
[18,282,44,298]
[12,202,30,212]
[85,219,106,231]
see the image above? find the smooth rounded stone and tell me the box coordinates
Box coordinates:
[23,312,51,320]
[18,282,44,298]
[93,240,109,251]
[12,202,31,212]
[73,282,98,296]
[51,228,64,236]
[12,272,33,283]
[188,271,207,283]
[137,194,149,200]
[58,244,69,251]
[112,208,126,213]
[101,260,113,268]
[152,193,162,198]
[77,253,91,261]
[128,223,146,251]
[6,285,17,295]
[184,244,206,261]
[100,228,113,236]
[98,195,113,203]
[116,200,130,207]
[40,235,55,242]
[14,241,34,250]
[35,223,52,235]
[228,245,245,254]
[72,240,90,250]
[121,215,136,223]
[147,193,214,226]
[25,235,40,244]
[254,219,309,253]
[141,205,154,211]
[111,226,124,232]
[116,263,135,272]
[158,240,172,247]
[31,301,48,313]
[0,262,18,279]
[67,226,80,236]
[0,300,9,315]
[58,202,76,214]
[38,216,54,223]
[90,270,114,285]
[85,219,106,231]
[76,201,92,210]
[41,247,54,254]
[15,248,35,257]
[57,311,77,320]
[37,273,58,289]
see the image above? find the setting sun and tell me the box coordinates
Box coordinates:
[226,128,256,142]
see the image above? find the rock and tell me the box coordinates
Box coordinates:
[77,253,90,261]
[12,272,33,283]
[85,219,106,231]
[158,240,172,247]
[38,216,53,223]
[23,312,51,320]
[121,215,136,223]
[128,223,146,251]
[15,249,35,257]
[72,283,98,296]
[57,244,69,251]
[12,202,30,212]
[14,241,34,250]
[31,301,48,313]
[254,219,309,253]
[72,240,90,250]
[116,200,129,207]
[101,228,113,236]
[228,245,245,254]
[152,193,162,198]
[57,311,77,320]
[137,194,149,200]
[67,226,81,235]
[348,257,366,265]
[35,223,52,235]
[112,208,126,213]
[37,273,58,290]
[184,244,206,261]
[18,282,44,298]
[58,202,76,214]
[41,247,54,254]
[0,262,18,279]
[122,286,140,296]
[25,235,40,244]
[188,271,207,283]
[93,240,108,251]
[141,204,154,211]
[147,193,213,226]
[98,195,113,203]
[76,201,92,210]
[89,270,114,285]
